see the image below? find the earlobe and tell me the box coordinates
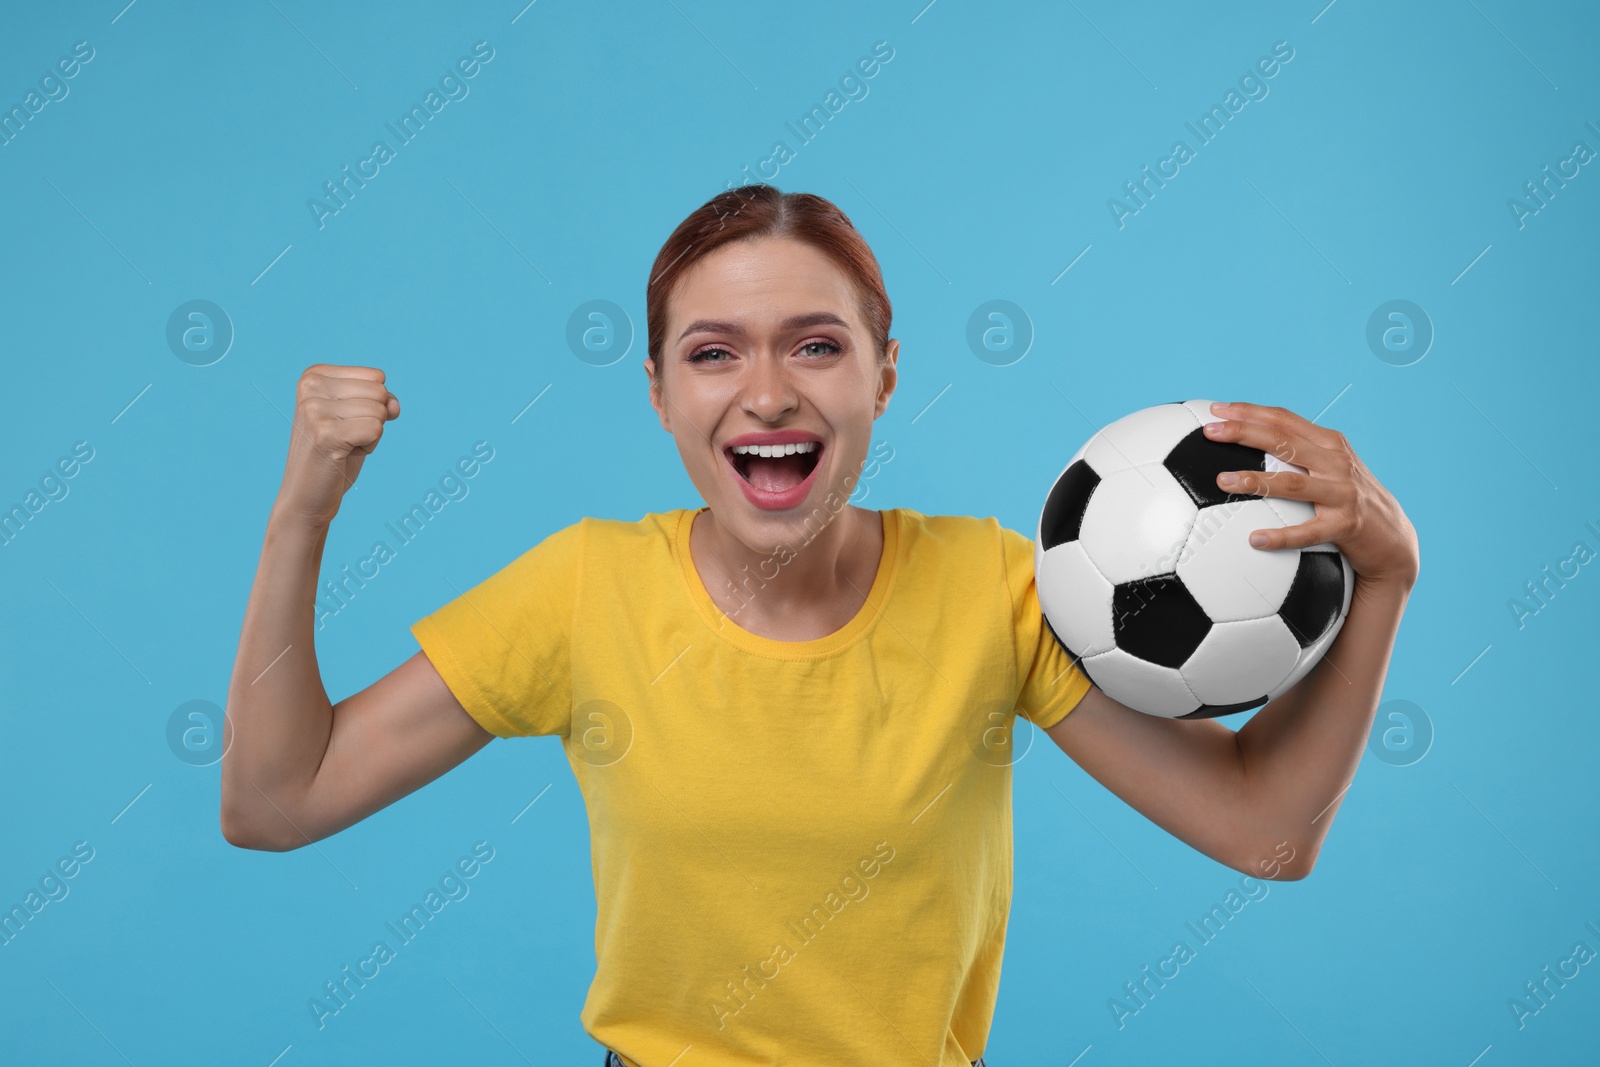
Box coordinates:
[873,339,899,418]
[644,358,671,431]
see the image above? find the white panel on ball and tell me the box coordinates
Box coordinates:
[1180,399,1223,428]
[1081,404,1209,475]
[1180,616,1302,705]
[1035,541,1116,658]
[1261,495,1316,528]
[1077,465,1198,584]
[1262,452,1309,477]
[1081,648,1199,718]
[1176,499,1301,622]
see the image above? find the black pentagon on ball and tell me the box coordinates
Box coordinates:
[1040,459,1099,550]
[1163,427,1267,510]
[1111,575,1212,669]
[1278,550,1345,647]
[1178,695,1269,719]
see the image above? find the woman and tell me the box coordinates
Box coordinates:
[221,185,1420,1066]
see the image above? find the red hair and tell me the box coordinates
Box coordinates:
[645,184,893,373]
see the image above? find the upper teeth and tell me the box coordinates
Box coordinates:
[731,442,819,457]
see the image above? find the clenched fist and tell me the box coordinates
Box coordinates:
[273,364,400,530]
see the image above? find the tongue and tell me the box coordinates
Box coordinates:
[744,454,810,493]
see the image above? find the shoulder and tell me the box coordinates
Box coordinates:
[566,508,690,554]
[896,511,1046,606]
[893,508,1036,575]
[896,507,996,540]
[894,508,1032,550]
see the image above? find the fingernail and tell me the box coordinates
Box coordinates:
[1249,532,1269,547]
[1205,422,1223,435]
[1218,472,1239,485]
[1210,402,1230,413]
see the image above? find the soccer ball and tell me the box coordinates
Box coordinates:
[1035,399,1353,719]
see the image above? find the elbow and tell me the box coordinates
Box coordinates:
[219,799,298,853]
[221,825,263,851]
[220,809,269,851]
[1231,837,1315,881]
[1229,855,1313,881]
[221,822,298,853]
[220,764,315,851]
[1260,858,1313,881]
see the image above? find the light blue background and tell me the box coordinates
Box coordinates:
[2,0,1597,1063]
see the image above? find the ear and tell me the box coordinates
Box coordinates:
[645,357,673,432]
[872,338,899,420]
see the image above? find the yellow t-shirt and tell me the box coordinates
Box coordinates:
[409,506,1092,1066]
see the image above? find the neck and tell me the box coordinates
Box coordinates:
[694,503,882,630]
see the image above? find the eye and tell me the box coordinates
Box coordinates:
[800,340,842,357]
[687,346,732,363]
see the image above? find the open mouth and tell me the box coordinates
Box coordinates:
[726,441,823,494]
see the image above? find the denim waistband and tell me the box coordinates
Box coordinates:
[604,1052,987,1066]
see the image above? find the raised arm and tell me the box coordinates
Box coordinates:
[219,365,494,852]
[1044,402,1419,879]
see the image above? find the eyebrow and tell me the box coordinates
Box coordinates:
[676,311,851,343]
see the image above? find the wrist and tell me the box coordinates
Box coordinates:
[1353,571,1414,607]
[266,501,331,543]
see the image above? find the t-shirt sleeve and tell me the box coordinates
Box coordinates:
[1000,525,1094,731]
[408,519,584,739]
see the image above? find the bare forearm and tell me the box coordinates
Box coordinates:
[220,507,337,844]
[1234,577,1412,876]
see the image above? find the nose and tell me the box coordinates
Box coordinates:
[740,350,799,422]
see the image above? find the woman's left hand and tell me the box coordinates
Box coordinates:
[1201,401,1420,593]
